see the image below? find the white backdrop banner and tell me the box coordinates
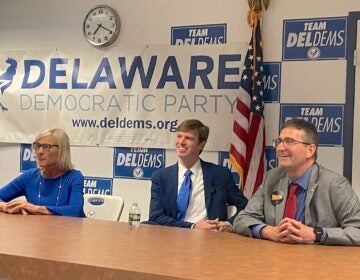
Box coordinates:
[0,44,247,150]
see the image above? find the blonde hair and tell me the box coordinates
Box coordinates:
[34,128,73,171]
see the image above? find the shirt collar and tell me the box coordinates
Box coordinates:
[178,159,201,176]
[289,164,314,191]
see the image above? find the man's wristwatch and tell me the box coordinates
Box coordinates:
[313,227,323,243]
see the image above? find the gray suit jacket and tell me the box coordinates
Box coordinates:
[233,163,360,245]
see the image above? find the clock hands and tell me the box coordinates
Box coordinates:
[93,23,113,36]
[93,24,102,35]
[99,24,113,33]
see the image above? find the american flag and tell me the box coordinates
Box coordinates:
[229,22,266,199]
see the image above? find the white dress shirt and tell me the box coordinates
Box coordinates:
[178,160,207,223]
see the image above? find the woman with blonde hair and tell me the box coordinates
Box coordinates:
[0,128,84,217]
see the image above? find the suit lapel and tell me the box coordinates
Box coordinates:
[304,164,319,225]
[169,164,179,218]
[275,176,289,225]
[201,161,213,212]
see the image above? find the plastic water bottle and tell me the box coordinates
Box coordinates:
[128,202,141,227]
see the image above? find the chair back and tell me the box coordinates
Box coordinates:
[227,205,237,218]
[83,194,124,221]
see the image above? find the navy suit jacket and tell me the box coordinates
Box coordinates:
[148,160,248,228]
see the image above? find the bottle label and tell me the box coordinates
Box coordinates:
[129,213,141,224]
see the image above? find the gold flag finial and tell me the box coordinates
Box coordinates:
[246,0,269,27]
[247,0,269,12]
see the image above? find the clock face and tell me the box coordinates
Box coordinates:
[83,5,120,47]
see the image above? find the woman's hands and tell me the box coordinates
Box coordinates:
[0,202,6,213]
[0,200,51,215]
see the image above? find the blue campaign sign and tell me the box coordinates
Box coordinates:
[20,144,37,171]
[113,147,165,180]
[266,146,277,170]
[263,62,281,102]
[83,177,113,195]
[171,23,227,45]
[218,152,240,186]
[280,104,344,146]
[283,17,347,61]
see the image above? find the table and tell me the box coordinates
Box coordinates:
[0,213,359,280]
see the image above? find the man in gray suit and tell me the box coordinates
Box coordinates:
[233,118,360,245]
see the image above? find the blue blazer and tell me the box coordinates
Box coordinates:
[148,160,248,228]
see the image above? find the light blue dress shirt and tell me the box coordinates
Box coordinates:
[250,165,327,241]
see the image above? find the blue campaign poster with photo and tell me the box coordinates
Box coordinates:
[280,104,344,146]
[283,17,347,61]
[83,177,113,195]
[113,147,165,180]
[20,144,37,171]
[171,23,226,45]
[263,62,281,103]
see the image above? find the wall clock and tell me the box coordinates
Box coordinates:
[83,5,120,47]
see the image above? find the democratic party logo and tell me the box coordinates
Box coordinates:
[218,152,240,186]
[266,147,277,170]
[171,23,227,45]
[113,147,165,180]
[263,62,281,103]
[0,57,17,111]
[219,149,276,184]
[283,17,347,61]
[83,177,113,195]
[20,144,37,171]
[280,104,344,146]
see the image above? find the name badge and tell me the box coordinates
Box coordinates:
[271,191,284,205]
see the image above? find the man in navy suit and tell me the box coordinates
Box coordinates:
[148,119,247,231]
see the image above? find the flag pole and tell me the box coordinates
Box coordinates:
[229,0,269,197]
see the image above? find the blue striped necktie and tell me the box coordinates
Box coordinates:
[176,169,193,221]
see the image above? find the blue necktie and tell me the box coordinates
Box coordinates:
[176,169,192,221]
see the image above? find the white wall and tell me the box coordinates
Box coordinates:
[1,0,360,221]
[0,0,250,221]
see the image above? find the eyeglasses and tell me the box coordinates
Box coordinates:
[272,137,312,148]
[33,142,59,152]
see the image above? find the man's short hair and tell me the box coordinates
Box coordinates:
[176,119,209,144]
[281,118,318,159]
